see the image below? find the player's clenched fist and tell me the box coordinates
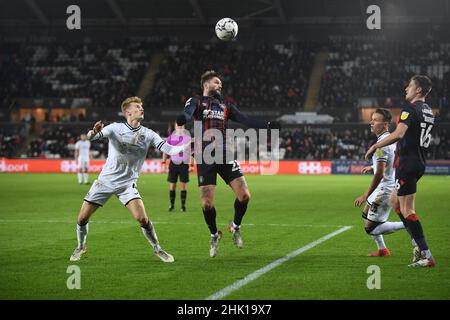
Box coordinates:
[93,121,104,134]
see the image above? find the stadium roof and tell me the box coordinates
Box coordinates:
[1,0,449,27]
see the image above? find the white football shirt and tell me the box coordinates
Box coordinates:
[371,131,396,192]
[90,122,184,187]
[75,140,91,160]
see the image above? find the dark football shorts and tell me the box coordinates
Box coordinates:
[168,162,189,183]
[395,159,425,196]
[196,160,243,186]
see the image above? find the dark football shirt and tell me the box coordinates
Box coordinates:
[184,95,268,161]
[395,101,435,168]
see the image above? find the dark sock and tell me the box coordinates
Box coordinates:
[181,190,187,207]
[169,190,175,206]
[202,207,217,235]
[397,212,414,238]
[233,198,248,227]
[404,214,429,251]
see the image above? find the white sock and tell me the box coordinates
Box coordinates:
[77,173,82,184]
[141,221,160,252]
[77,223,89,248]
[232,222,239,230]
[372,235,386,249]
[411,238,418,247]
[83,173,89,183]
[371,222,405,235]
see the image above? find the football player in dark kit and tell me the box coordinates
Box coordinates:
[184,70,280,257]
[366,75,436,268]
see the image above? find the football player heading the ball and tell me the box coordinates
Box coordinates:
[183,70,281,257]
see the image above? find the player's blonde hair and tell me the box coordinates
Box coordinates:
[121,96,143,113]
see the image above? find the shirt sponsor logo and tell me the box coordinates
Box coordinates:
[203,109,225,120]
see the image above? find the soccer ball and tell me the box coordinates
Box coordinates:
[215,18,238,41]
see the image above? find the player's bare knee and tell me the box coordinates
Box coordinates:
[402,209,416,219]
[77,216,89,225]
[238,192,251,204]
[201,200,214,211]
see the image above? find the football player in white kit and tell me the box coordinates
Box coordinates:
[354,109,405,257]
[74,134,91,184]
[70,96,190,263]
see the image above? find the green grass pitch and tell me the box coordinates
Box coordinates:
[0,173,449,299]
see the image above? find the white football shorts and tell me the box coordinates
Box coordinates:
[78,158,90,170]
[366,188,393,223]
[84,179,142,207]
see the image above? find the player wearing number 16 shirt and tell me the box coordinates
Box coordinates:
[365,75,435,268]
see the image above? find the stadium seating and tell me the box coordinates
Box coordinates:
[147,42,317,110]
[319,39,450,122]
[1,39,449,160]
[0,40,158,110]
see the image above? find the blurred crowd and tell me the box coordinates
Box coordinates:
[25,125,163,160]
[280,127,450,160]
[16,124,450,161]
[0,130,24,158]
[0,40,159,111]
[319,40,450,122]
[148,42,317,110]
[1,39,449,161]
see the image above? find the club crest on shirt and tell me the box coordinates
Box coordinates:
[400,112,409,120]
[139,135,145,142]
[376,149,383,157]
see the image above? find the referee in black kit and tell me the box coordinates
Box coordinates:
[162,115,194,212]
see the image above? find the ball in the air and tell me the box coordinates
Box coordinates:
[215,18,238,41]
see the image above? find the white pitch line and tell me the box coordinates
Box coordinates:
[0,219,351,228]
[205,226,353,301]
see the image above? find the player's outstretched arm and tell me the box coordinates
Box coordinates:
[151,131,190,157]
[365,123,408,160]
[86,121,105,140]
[230,105,281,130]
[160,141,191,156]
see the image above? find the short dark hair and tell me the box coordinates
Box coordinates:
[176,114,186,126]
[200,70,222,89]
[411,75,432,97]
[374,108,392,123]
